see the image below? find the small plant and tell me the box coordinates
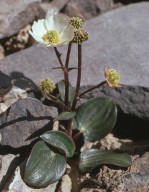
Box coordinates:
[22,14,131,188]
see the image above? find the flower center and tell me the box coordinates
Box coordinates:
[42,30,61,45]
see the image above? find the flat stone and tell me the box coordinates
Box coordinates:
[62,0,100,20]
[0,97,57,148]
[0,71,12,96]
[62,0,117,20]
[0,0,41,39]
[80,85,149,120]
[0,3,149,88]
[123,172,149,191]
[0,154,16,184]
[9,167,58,192]
[130,152,149,173]
[0,86,28,113]
[0,45,4,60]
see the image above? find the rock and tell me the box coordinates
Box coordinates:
[0,3,149,88]
[4,25,31,55]
[62,0,120,20]
[96,0,114,13]
[65,0,121,20]
[130,152,149,173]
[123,172,149,191]
[0,71,12,96]
[0,45,5,60]
[79,85,149,139]
[0,154,19,192]
[103,152,149,191]
[0,154,16,184]
[8,167,58,192]
[0,86,28,113]
[80,85,149,120]
[0,97,57,148]
[0,0,41,39]
[0,103,8,114]
[61,174,72,192]
[62,0,100,20]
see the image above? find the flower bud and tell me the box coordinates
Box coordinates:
[104,68,120,87]
[69,17,83,29]
[39,78,56,94]
[72,28,88,44]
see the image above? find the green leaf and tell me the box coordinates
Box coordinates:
[75,97,117,141]
[58,80,75,105]
[54,112,76,121]
[23,141,66,188]
[79,149,132,173]
[40,131,75,158]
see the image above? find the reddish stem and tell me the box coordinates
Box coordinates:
[71,44,82,110]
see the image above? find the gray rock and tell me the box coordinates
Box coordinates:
[0,97,57,148]
[96,0,115,13]
[0,3,149,88]
[62,0,100,20]
[9,168,58,192]
[63,0,116,19]
[80,85,149,120]
[123,152,149,190]
[0,154,16,184]
[0,0,41,39]
[0,71,12,96]
[0,154,19,192]
[0,45,4,60]
[130,152,149,173]
[123,172,149,191]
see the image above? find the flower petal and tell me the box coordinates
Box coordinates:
[60,25,74,44]
[46,15,69,32]
[31,19,47,37]
[45,15,55,30]
[29,30,46,45]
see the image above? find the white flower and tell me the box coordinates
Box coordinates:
[29,15,74,47]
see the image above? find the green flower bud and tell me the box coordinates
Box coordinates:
[39,78,56,94]
[69,17,83,29]
[104,68,120,88]
[72,28,88,44]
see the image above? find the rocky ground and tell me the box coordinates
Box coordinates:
[0,0,149,192]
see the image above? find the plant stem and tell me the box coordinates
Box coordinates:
[79,80,106,98]
[45,94,71,112]
[66,119,72,137]
[65,43,72,68]
[54,47,64,68]
[73,131,81,142]
[64,43,72,106]
[71,44,82,110]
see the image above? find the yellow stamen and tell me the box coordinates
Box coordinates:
[42,30,61,45]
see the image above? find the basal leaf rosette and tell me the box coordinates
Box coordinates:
[29,15,74,47]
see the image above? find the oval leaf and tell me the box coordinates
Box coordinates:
[75,97,117,141]
[79,149,132,173]
[23,141,66,188]
[58,80,75,105]
[54,112,76,121]
[40,131,75,157]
